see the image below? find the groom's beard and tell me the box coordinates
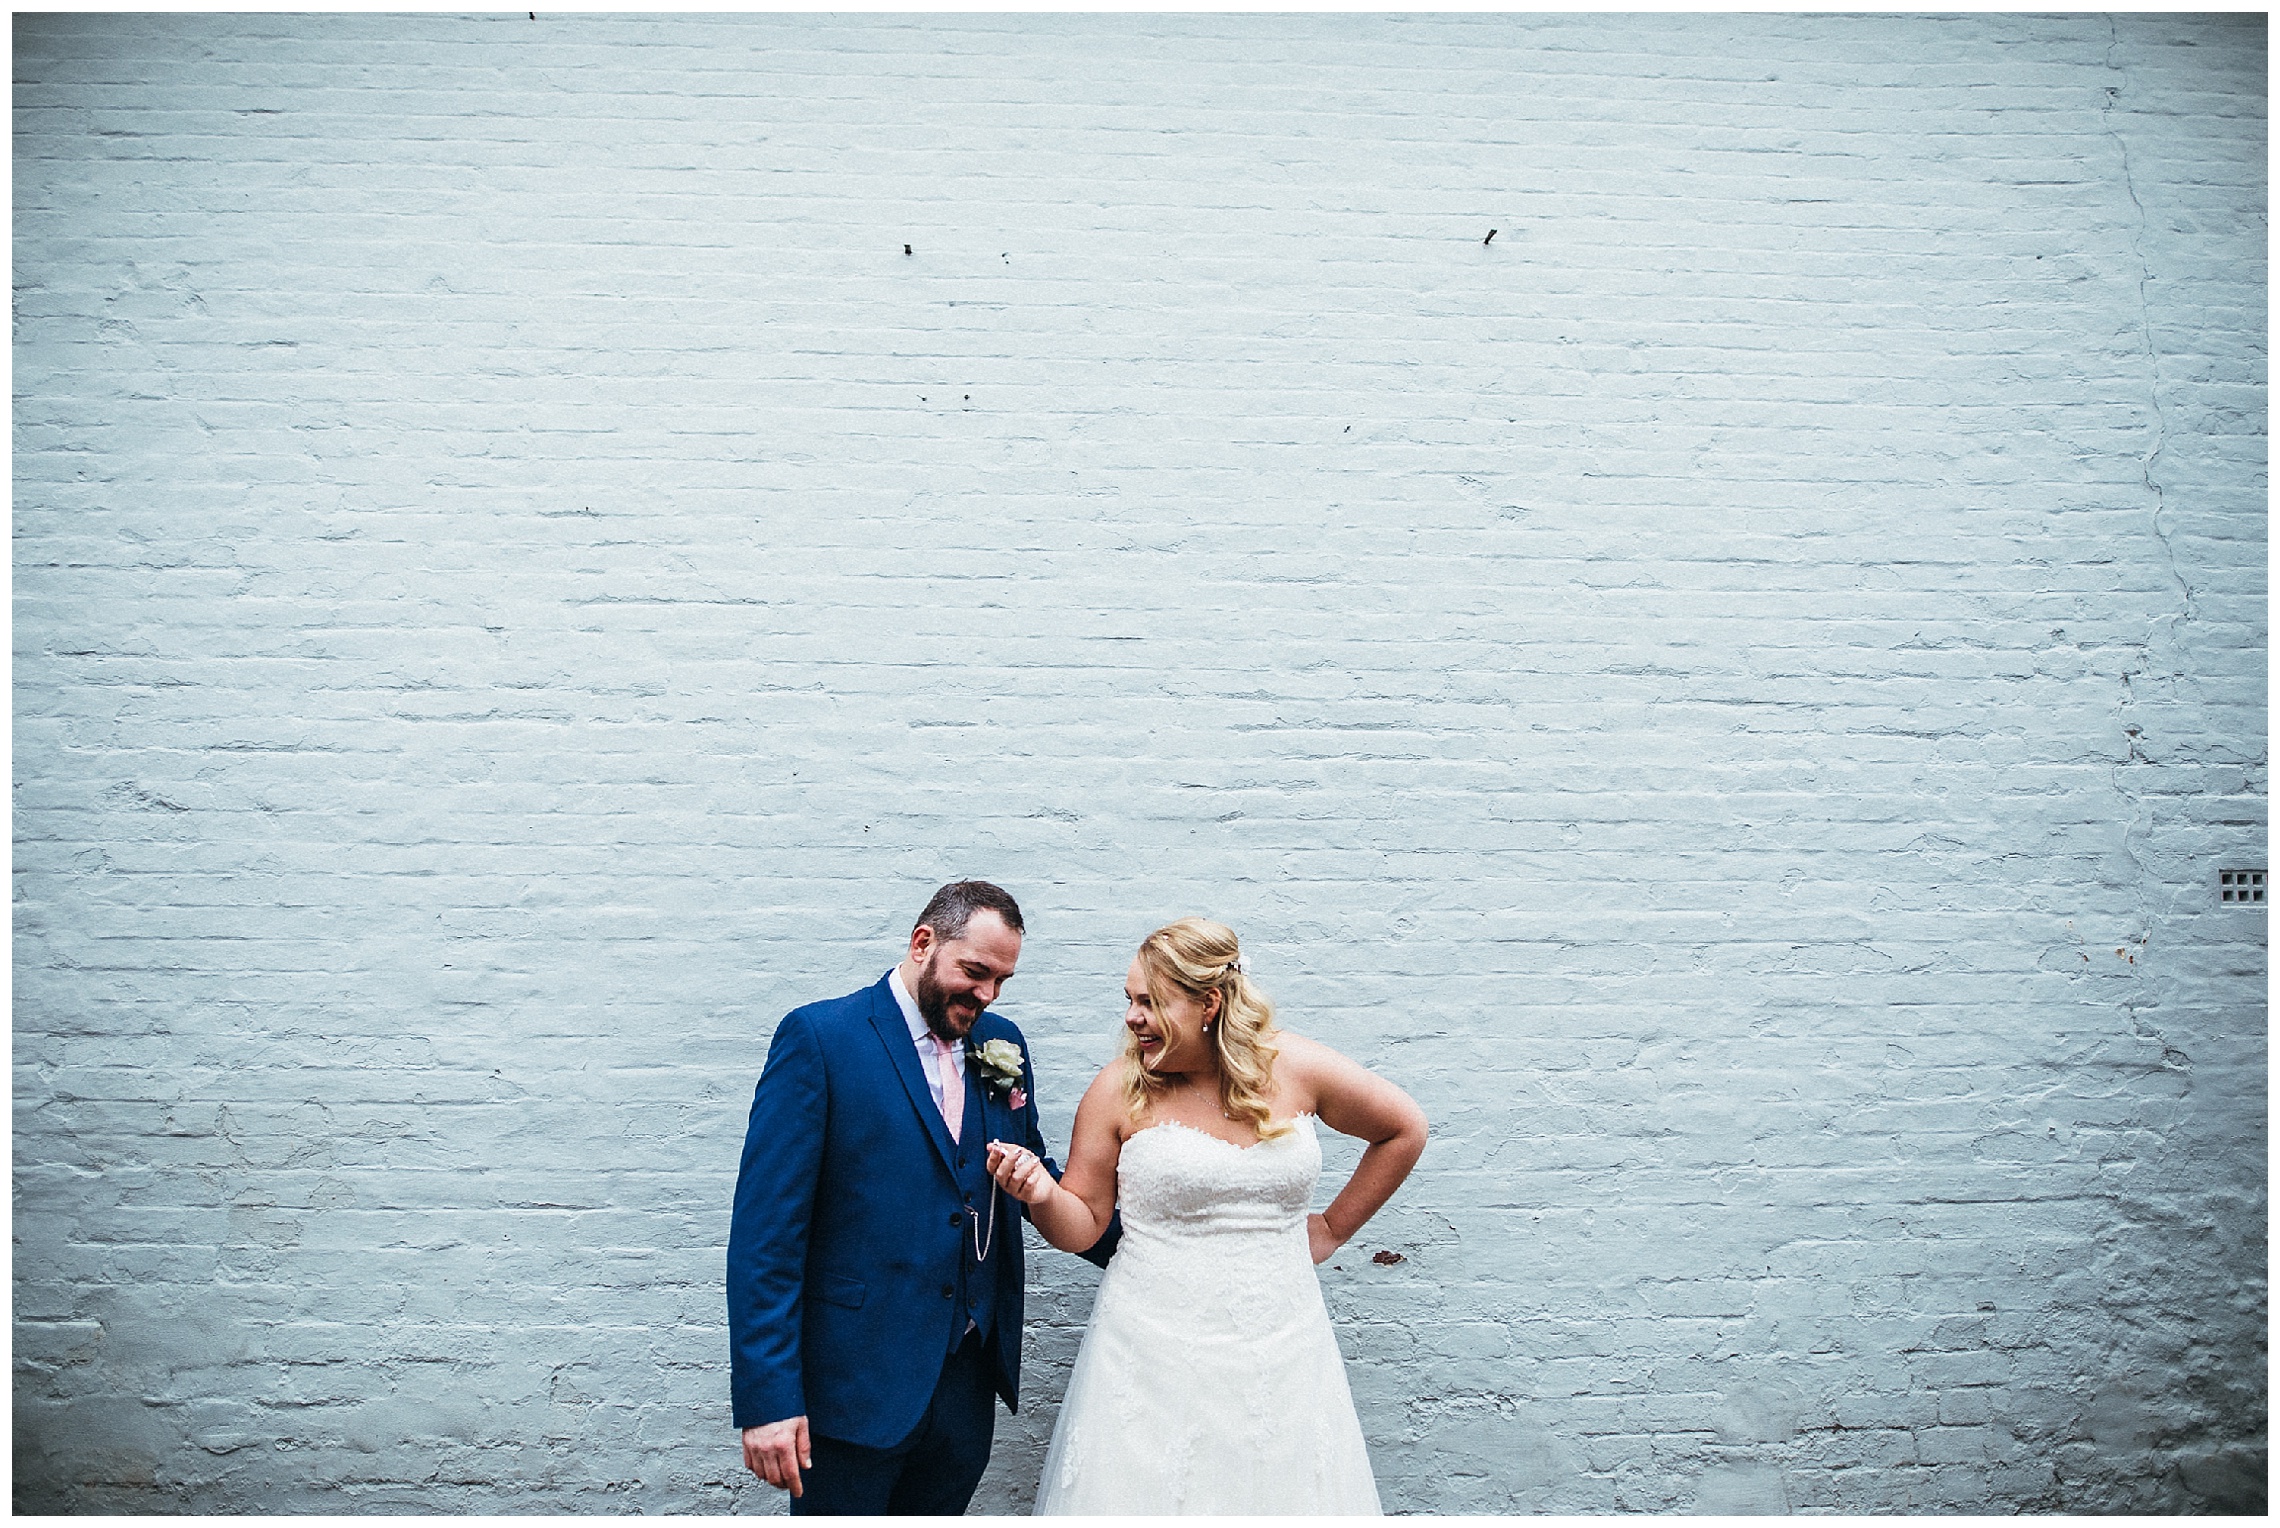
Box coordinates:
[912,955,981,1042]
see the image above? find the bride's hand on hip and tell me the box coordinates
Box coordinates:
[1307,1212,1346,1265]
[986,1140,1055,1205]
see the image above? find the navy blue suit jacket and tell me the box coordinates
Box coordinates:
[727,973,1114,1447]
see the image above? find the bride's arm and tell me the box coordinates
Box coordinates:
[1289,1033,1429,1264]
[987,1065,1123,1255]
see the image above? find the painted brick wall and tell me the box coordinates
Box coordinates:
[13,11,2265,1514]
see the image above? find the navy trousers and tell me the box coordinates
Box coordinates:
[790,1329,998,1517]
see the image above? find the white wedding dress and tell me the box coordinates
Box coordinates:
[1033,1115,1383,1515]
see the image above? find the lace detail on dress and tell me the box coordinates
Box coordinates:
[1033,1116,1382,1516]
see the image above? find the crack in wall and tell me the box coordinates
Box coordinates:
[2100,20,2193,1051]
[2103,18,2195,634]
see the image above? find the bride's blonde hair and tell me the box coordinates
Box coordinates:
[1120,917,1290,1140]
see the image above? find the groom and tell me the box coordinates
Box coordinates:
[728,880,1116,1514]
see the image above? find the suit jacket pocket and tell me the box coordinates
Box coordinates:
[817,1273,867,1310]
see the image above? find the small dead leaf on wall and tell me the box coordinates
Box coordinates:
[1372,1249,1406,1266]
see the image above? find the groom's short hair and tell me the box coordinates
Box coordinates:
[914,880,1025,942]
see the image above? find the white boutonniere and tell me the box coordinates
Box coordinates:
[968,1037,1027,1108]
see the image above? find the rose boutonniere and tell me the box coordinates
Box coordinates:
[968,1037,1027,1109]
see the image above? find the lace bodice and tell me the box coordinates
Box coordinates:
[1116,1116,1319,1233]
[1098,1117,1324,1349]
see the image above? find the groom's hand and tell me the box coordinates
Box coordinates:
[743,1416,811,1497]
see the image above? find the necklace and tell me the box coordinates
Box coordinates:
[1162,1070,1238,1120]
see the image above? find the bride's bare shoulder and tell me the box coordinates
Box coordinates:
[1268,1028,1347,1109]
[1271,1028,1344,1070]
[1075,1060,1137,1135]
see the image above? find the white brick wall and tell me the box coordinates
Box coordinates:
[13,11,2265,1513]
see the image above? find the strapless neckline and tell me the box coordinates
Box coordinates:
[1130,1112,1316,1154]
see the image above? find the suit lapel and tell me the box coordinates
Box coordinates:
[864,975,960,1179]
[966,1054,996,1148]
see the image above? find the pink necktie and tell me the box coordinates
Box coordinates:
[933,1036,963,1143]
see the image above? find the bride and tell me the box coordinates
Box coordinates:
[985,918,1428,1515]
